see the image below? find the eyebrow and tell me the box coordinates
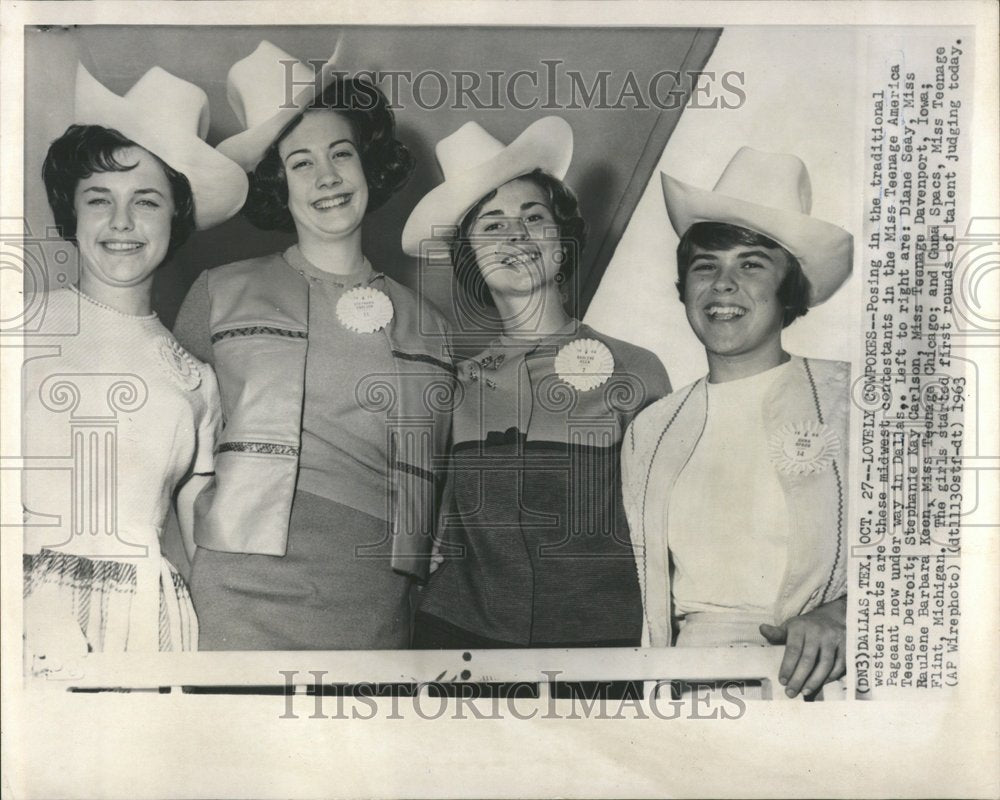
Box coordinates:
[736,249,777,261]
[283,138,355,162]
[477,201,550,220]
[81,186,166,198]
[690,249,777,262]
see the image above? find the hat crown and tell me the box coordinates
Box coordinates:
[713,147,812,215]
[75,64,210,142]
[227,40,335,132]
[122,66,210,139]
[435,121,508,180]
[659,146,853,306]
[401,116,573,257]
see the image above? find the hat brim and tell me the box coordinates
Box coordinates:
[216,52,342,173]
[401,116,573,257]
[661,172,853,306]
[75,68,248,230]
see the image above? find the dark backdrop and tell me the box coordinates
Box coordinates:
[24,24,718,344]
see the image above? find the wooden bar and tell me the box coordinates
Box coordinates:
[29,645,794,701]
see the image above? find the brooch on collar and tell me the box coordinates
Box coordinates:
[768,421,840,476]
[554,338,615,392]
[336,286,394,333]
[156,337,202,391]
[464,349,505,391]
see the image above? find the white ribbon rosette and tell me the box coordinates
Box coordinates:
[336,286,395,333]
[157,337,202,391]
[767,421,841,476]
[554,338,615,392]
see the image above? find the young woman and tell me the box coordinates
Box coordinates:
[173,42,454,650]
[622,147,853,698]
[401,117,671,648]
[23,64,246,667]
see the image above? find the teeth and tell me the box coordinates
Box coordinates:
[705,305,747,320]
[501,252,539,267]
[313,195,351,210]
[103,242,143,252]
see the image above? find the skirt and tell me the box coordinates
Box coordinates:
[190,490,411,650]
[674,611,771,647]
[23,548,198,653]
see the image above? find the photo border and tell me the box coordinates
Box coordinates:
[2,2,997,798]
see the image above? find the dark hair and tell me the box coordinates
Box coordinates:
[676,221,810,328]
[41,124,196,257]
[242,78,414,231]
[450,169,587,309]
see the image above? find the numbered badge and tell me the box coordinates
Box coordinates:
[554,338,615,392]
[768,421,841,476]
[336,286,394,333]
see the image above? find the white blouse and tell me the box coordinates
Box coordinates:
[667,360,792,617]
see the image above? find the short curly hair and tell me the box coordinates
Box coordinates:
[676,221,810,328]
[42,124,196,257]
[450,169,587,310]
[242,78,414,231]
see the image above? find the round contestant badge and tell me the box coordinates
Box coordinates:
[554,338,615,392]
[336,286,394,333]
[768,421,841,476]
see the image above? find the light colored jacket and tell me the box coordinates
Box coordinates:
[621,356,849,646]
[192,253,455,581]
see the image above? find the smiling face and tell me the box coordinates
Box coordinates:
[683,242,791,371]
[279,110,369,245]
[467,177,565,301]
[73,146,175,294]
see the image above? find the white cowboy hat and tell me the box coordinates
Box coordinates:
[661,147,853,306]
[216,40,343,172]
[73,63,248,230]
[401,117,573,257]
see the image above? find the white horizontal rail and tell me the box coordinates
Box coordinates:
[30,645,793,698]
